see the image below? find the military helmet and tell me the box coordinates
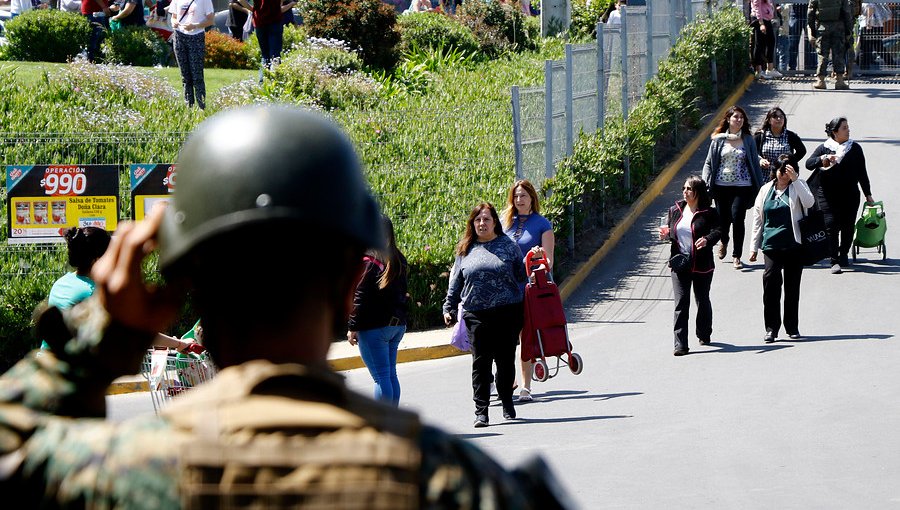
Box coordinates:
[158,105,384,272]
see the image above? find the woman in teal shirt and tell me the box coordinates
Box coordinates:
[749,156,815,343]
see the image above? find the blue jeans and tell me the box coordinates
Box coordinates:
[255,23,284,68]
[356,325,405,405]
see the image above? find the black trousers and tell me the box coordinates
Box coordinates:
[715,186,755,259]
[464,302,523,417]
[174,31,207,109]
[752,19,775,67]
[763,248,803,336]
[671,270,713,350]
[822,198,859,264]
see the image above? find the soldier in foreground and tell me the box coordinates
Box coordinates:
[0,106,571,509]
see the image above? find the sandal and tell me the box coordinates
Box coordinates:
[517,388,533,402]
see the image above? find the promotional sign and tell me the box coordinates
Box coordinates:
[130,164,176,220]
[6,165,119,244]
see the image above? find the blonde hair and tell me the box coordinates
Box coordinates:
[500,179,541,229]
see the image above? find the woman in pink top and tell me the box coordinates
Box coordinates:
[750,0,782,80]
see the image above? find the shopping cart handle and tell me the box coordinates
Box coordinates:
[525,251,549,275]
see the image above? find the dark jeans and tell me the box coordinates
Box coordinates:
[464,302,523,418]
[228,26,243,41]
[84,13,109,63]
[822,199,859,264]
[751,19,775,67]
[671,270,713,351]
[762,248,803,337]
[715,185,755,259]
[256,23,284,68]
[173,31,207,109]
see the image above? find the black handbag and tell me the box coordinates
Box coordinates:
[798,206,829,266]
[669,253,692,273]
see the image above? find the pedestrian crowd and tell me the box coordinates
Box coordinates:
[663,104,875,356]
[745,0,897,90]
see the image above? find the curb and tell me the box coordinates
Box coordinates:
[107,75,753,395]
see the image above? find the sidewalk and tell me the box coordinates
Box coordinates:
[107,74,755,396]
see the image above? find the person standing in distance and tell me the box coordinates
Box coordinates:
[0,105,571,509]
[808,0,853,89]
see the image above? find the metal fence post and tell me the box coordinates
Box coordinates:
[565,44,575,157]
[511,85,524,180]
[647,1,654,83]
[621,6,631,193]
[544,60,554,181]
[597,22,606,134]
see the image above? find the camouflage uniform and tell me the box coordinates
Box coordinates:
[0,298,569,509]
[808,0,853,78]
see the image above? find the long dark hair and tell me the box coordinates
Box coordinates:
[64,227,111,275]
[758,107,787,134]
[684,175,712,210]
[456,202,504,256]
[712,105,751,138]
[372,215,405,289]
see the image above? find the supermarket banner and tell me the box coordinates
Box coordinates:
[130,164,175,221]
[6,165,119,244]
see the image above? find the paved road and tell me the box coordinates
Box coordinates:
[109,77,900,508]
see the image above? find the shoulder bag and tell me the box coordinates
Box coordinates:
[798,205,829,266]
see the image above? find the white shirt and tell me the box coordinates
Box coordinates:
[167,0,214,35]
[11,0,33,15]
[607,9,621,25]
[676,206,695,255]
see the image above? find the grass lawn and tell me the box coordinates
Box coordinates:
[1,61,257,96]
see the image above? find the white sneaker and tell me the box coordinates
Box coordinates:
[518,388,533,402]
[768,69,783,78]
[756,71,768,80]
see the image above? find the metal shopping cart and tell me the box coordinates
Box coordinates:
[141,348,217,414]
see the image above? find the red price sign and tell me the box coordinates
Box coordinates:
[41,166,88,196]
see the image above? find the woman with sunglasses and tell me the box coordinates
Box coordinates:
[749,155,815,343]
[755,107,807,173]
[660,176,722,356]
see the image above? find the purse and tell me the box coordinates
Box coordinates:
[449,304,471,352]
[669,252,692,273]
[798,206,829,266]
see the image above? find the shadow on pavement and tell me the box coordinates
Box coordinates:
[844,262,899,274]
[521,390,643,404]
[700,342,794,354]
[498,415,631,426]
[455,433,503,439]
[787,333,893,343]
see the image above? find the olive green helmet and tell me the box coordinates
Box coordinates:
[158,105,384,273]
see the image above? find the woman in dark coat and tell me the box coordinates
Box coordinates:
[805,117,875,274]
[660,175,722,356]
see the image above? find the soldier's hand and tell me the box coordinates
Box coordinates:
[91,206,181,334]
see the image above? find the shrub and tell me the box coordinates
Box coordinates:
[102,26,171,67]
[457,0,535,56]
[568,0,611,41]
[299,0,401,69]
[4,9,92,62]
[397,11,480,57]
[204,30,254,69]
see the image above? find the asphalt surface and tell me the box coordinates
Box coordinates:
[109,76,900,508]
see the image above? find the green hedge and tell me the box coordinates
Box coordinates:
[4,9,92,63]
[544,6,750,258]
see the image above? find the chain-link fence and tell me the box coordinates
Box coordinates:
[511,0,710,190]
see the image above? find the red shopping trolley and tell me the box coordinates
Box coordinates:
[521,251,583,382]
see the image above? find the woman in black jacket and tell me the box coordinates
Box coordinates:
[660,175,722,356]
[755,107,806,172]
[805,117,875,274]
[347,215,409,406]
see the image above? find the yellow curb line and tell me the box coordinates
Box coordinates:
[558,74,755,302]
[106,75,753,392]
